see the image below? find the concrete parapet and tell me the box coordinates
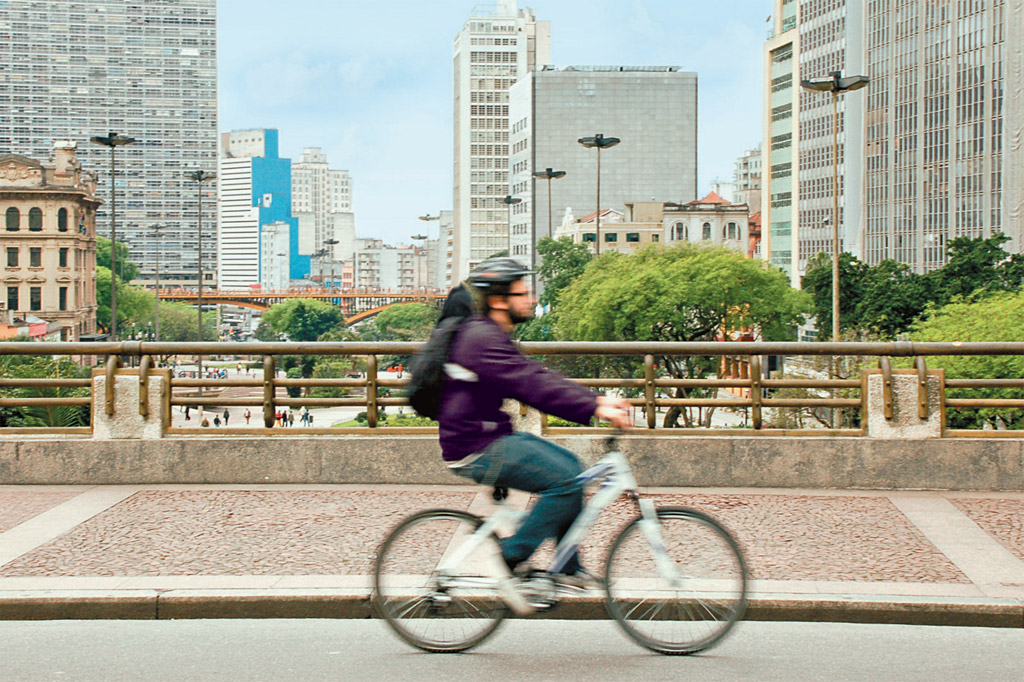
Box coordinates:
[0,434,1021,490]
[865,369,944,439]
[91,370,169,440]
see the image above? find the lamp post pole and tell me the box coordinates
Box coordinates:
[149,223,166,342]
[577,134,620,256]
[530,168,566,289]
[418,214,441,290]
[800,71,869,340]
[186,169,215,414]
[324,238,339,290]
[501,195,522,258]
[90,132,136,340]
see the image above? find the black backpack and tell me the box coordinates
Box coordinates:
[407,316,465,419]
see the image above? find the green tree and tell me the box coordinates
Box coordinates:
[924,233,1024,307]
[260,298,345,342]
[96,236,140,283]
[95,266,155,334]
[557,244,811,427]
[910,289,1024,430]
[0,351,91,427]
[156,301,216,342]
[373,303,439,341]
[535,236,593,309]
[853,259,930,339]
[800,252,868,338]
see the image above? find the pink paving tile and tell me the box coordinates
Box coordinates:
[531,493,969,583]
[0,490,475,577]
[0,491,82,534]
[951,498,1024,563]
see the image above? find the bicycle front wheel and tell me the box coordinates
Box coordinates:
[373,509,507,653]
[605,506,748,655]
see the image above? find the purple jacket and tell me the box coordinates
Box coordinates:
[438,316,598,461]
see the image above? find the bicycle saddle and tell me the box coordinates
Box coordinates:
[491,486,509,502]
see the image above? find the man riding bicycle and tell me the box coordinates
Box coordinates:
[438,257,631,600]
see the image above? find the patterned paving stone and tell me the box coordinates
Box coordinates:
[0,490,475,577]
[951,498,1024,563]
[0,491,81,534]
[532,493,970,583]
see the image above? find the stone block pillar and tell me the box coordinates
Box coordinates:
[864,368,944,439]
[91,369,170,440]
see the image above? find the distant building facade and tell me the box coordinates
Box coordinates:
[291,148,354,264]
[508,66,699,270]
[1,144,100,341]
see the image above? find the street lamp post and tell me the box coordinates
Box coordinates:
[530,168,566,282]
[186,169,216,415]
[324,238,339,289]
[501,195,522,257]
[800,71,869,341]
[149,223,167,342]
[90,132,136,340]
[577,134,620,256]
[418,214,441,290]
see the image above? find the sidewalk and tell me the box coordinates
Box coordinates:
[0,484,1022,625]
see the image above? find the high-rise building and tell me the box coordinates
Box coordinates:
[733,145,762,215]
[508,66,698,268]
[290,147,353,262]
[452,0,550,285]
[217,129,304,288]
[762,0,1024,283]
[0,0,218,288]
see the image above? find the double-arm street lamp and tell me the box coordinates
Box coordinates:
[577,134,619,256]
[800,71,869,341]
[531,168,566,275]
[501,195,522,257]
[90,132,136,340]
[324,238,339,288]
[149,223,167,342]
[186,169,215,410]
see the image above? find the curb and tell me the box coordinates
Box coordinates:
[1,591,1021,628]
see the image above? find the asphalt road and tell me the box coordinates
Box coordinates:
[1,619,1021,681]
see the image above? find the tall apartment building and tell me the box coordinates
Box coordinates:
[452,0,550,285]
[508,66,698,268]
[733,145,762,215]
[1,144,100,341]
[0,0,218,288]
[762,0,1024,284]
[291,148,353,262]
[217,129,304,288]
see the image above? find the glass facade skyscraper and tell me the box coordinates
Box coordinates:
[0,0,218,287]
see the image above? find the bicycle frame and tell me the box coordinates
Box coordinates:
[436,448,679,584]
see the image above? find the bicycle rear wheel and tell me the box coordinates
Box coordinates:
[604,506,747,655]
[373,509,507,653]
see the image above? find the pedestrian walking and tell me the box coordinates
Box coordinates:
[308,412,314,426]
[275,410,282,427]
[244,408,251,425]
[185,405,191,421]
[213,415,221,427]
[201,417,210,428]
[223,408,230,426]
[288,411,295,427]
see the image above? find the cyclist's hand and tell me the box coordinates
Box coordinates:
[596,396,632,429]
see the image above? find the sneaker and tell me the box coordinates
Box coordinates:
[481,550,534,616]
[552,567,604,591]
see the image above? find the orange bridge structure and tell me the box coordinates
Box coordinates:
[158,288,448,324]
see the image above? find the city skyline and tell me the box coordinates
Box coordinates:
[218,0,768,246]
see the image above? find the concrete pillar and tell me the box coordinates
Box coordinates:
[865,369,944,439]
[91,369,170,440]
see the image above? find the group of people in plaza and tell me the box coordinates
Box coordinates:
[273,408,313,427]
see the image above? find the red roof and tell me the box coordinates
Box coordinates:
[687,190,730,205]
[575,207,618,223]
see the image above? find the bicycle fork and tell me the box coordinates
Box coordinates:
[635,497,682,585]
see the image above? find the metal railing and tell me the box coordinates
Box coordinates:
[2,341,1024,437]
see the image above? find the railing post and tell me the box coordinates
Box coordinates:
[915,357,929,419]
[644,354,656,429]
[138,355,152,417]
[105,355,123,416]
[263,355,276,428]
[749,355,762,429]
[367,354,378,428]
[879,356,894,420]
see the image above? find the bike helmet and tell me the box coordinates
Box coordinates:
[466,257,534,292]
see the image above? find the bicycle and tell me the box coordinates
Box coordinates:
[373,436,748,655]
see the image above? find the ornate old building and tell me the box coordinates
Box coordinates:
[1,143,101,341]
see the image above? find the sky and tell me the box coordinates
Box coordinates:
[218,0,768,245]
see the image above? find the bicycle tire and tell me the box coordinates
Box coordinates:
[373,508,508,653]
[604,506,748,655]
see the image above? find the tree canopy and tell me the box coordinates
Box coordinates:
[535,236,593,309]
[96,236,140,283]
[372,303,439,341]
[259,298,346,342]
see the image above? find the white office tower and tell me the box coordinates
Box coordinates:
[452,0,550,284]
[260,221,290,290]
[0,0,218,288]
[291,148,354,259]
[733,146,762,215]
[508,66,698,268]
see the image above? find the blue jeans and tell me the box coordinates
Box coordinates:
[451,431,584,574]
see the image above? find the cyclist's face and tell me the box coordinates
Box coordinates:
[504,279,536,324]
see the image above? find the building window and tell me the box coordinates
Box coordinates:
[605,233,617,242]
[29,207,43,231]
[727,222,738,240]
[6,247,17,267]
[582,233,597,242]
[30,247,41,268]
[674,222,686,240]
[58,208,68,232]
[6,287,18,311]
[59,248,69,268]
[59,287,68,311]
[626,233,640,242]
[5,207,19,231]
[652,234,660,242]
[703,223,712,240]
[30,287,41,311]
